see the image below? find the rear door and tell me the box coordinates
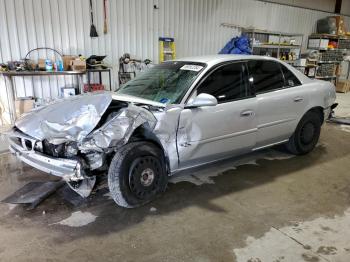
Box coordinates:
[247,60,307,149]
[177,61,257,169]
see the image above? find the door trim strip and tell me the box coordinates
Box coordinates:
[191,128,258,145]
[257,118,294,129]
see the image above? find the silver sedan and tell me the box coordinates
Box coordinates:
[8,55,336,208]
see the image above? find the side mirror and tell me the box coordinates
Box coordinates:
[186,93,218,108]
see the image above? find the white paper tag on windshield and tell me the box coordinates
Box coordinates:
[180,65,203,72]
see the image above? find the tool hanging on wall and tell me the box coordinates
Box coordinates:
[118,53,152,85]
[89,0,98,37]
[103,0,108,34]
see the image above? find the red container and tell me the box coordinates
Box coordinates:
[84,84,105,92]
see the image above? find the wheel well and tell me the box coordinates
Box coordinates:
[128,125,170,173]
[307,106,324,123]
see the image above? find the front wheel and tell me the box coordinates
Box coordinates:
[285,111,322,155]
[108,142,168,208]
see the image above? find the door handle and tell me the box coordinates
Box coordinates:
[240,110,254,117]
[293,97,304,102]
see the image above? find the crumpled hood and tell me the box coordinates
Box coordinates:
[15,92,113,143]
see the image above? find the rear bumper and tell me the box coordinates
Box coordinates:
[8,131,81,179]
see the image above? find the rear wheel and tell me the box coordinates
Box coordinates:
[108,142,168,208]
[286,111,322,155]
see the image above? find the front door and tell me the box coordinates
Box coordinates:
[177,61,257,169]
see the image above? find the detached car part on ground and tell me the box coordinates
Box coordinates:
[8,55,336,208]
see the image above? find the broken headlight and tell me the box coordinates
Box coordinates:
[65,142,79,157]
[85,152,105,170]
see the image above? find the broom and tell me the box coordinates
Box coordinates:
[103,0,107,34]
[89,0,98,37]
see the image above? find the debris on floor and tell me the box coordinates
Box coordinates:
[57,184,89,207]
[66,176,97,198]
[328,117,350,125]
[2,181,64,209]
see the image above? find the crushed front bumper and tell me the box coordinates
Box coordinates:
[8,130,81,179]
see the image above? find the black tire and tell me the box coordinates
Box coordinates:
[108,142,168,208]
[286,111,322,155]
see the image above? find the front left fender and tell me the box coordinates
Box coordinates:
[80,104,157,150]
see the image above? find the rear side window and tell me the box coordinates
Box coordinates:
[196,62,250,103]
[248,60,285,94]
[281,65,301,87]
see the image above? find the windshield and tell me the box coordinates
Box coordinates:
[116,61,205,104]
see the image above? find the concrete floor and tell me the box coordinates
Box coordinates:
[0,94,349,262]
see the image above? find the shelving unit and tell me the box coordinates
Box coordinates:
[307,34,350,83]
[308,34,350,50]
[242,28,303,61]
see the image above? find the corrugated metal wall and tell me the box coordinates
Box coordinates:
[261,0,337,13]
[0,0,349,125]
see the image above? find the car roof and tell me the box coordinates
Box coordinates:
[175,54,312,84]
[175,54,281,65]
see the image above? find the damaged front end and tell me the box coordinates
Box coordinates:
[8,92,160,197]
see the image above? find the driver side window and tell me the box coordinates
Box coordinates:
[196,62,250,103]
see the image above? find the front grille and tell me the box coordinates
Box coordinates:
[24,139,33,149]
[9,128,42,152]
[10,128,66,156]
[10,135,36,151]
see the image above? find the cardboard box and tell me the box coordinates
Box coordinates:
[62,55,78,71]
[330,15,346,36]
[335,64,342,76]
[336,80,350,93]
[70,59,86,71]
[15,98,35,117]
[38,59,46,71]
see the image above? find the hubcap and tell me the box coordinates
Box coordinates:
[140,168,155,186]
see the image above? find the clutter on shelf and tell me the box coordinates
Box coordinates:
[316,15,347,36]
[242,28,302,61]
[297,15,350,85]
[218,24,302,61]
[219,35,252,55]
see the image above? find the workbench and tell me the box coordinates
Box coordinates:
[1,68,113,124]
[86,68,112,91]
[0,71,85,124]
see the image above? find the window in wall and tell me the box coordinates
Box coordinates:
[248,60,285,93]
[197,62,250,103]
